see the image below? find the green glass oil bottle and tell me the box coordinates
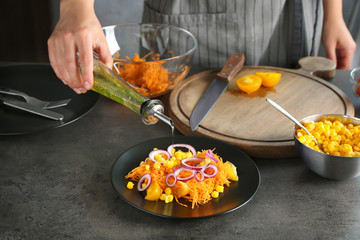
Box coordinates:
[91,58,173,127]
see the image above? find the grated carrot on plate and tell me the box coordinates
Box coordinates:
[125,146,237,208]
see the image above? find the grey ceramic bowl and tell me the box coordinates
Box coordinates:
[294,114,360,180]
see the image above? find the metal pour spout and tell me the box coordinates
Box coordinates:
[154,111,174,128]
[140,99,174,127]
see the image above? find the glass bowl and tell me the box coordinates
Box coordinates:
[102,23,198,98]
[350,67,360,98]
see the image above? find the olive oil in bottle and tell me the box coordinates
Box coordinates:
[91,58,173,127]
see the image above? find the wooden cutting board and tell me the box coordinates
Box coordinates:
[168,57,354,158]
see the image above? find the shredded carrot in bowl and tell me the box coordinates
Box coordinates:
[112,52,188,98]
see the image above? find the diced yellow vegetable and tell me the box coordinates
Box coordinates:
[126,181,134,189]
[224,161,239,181]
[165,195,174,203]
[154,154,165,162]
[174,151,182,161]
[153,162,161,169]
[216,185,224,193]
[172,181,189,197]
[167,161,175,168]
[145,182,162,201]
[295,119,360,156]
[165,187,172,195]
[211,191,219,198]
[160,193,167,201]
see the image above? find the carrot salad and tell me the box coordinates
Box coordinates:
[125,144,239,208]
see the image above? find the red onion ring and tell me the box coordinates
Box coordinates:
[174,167,195,181]
[194,170,205,182]
[205,150,218,163]
[165,173,177,187]
[137,173,152,192]
[167,144,196,157]
[181,158,206,170]
[202,164,218,178]
[148,149,170,164]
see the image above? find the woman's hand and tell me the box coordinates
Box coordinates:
[47,0,113,94]
[321,0,356,70]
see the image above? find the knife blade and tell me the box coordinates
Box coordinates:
[0,95,64,120]
[190,53,245,131]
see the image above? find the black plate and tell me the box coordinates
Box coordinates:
[0,63,99,135]
[111,136,261,218]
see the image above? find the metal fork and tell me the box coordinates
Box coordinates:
[0,86,71,109]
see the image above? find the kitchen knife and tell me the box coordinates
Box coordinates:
[190,53,245,131]
[0,95,64,120]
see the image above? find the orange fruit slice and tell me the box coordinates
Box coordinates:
[256,72,281,87]
[236,74,262,94]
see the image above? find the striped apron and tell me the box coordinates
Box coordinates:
[141,0,323,68]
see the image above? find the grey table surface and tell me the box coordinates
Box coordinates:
[1,64,360,240]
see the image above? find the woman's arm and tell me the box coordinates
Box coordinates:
[321,0,356,69]
[47,0,113,93]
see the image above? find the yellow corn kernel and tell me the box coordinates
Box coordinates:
[323,148,329,154]
[328,143,335,152]
[142,183,147,189]
[341,144,353,153]
[174,151,182,160]
[353,152,360,157]
[312,132,321,139]
[186,151,193,158]
[169,161,175,168]
[295,119,360,157]
[170,148,176,155]
[298,136,306,143]
[165,187,172,195]
[354,127,359,133]
[145,165,150,171]
[163,161,169,168]
[216,185,224,193]
[181,152,187,159]
[160,193,167,201]
[154,154,165,162]
[154,162,161,169]
[313,146,321,152]
[165,194,174,203]
[127,181,134,189]
[211,191,219,198]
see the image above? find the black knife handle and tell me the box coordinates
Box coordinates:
[216,53,245,82]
